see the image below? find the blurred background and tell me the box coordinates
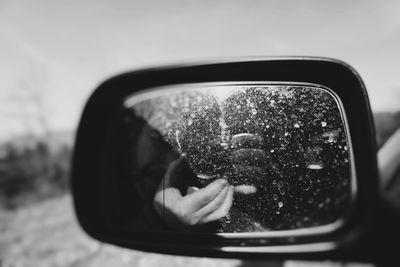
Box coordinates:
[0,0,398,266]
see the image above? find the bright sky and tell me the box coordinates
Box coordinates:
[0,0,399,141]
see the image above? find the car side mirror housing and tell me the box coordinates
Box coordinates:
[71,57,381,262]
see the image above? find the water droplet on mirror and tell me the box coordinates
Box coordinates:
[270,149,275,153]
[272,179,277,185]
[277,181,284,188]
[307,164,324,170]
[251,108,257,115]
[278,201,284,208]
[273,194,278,200]
[321,121,327,127]
[294,123,300,128]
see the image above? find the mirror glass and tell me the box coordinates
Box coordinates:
[114,83,353,235]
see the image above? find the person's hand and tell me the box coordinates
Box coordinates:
[153,155,234,230]
[379,128,400,191]
[379,128,400,210]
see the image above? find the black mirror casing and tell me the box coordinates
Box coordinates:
[71,57,384,262]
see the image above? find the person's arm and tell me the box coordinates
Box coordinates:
[378,128,400,190]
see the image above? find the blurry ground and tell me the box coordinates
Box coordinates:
[0,194,242,267]
[0,194,373,267]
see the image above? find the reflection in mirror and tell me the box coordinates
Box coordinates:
[120,83,353,235]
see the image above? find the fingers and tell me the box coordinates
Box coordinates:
[234,184,257,195]
[186,186,199,195]
[159,180,230,228]
[199,185,234,223]
[184,179,228,210]
[153,186,183,220]
[193,182,230,219]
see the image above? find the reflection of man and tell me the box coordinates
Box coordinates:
[151,89,275,232]
[135,86,351,232]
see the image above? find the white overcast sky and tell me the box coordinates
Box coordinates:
[0,0,399,141]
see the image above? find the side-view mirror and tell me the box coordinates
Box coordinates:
[71,57,396,263]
